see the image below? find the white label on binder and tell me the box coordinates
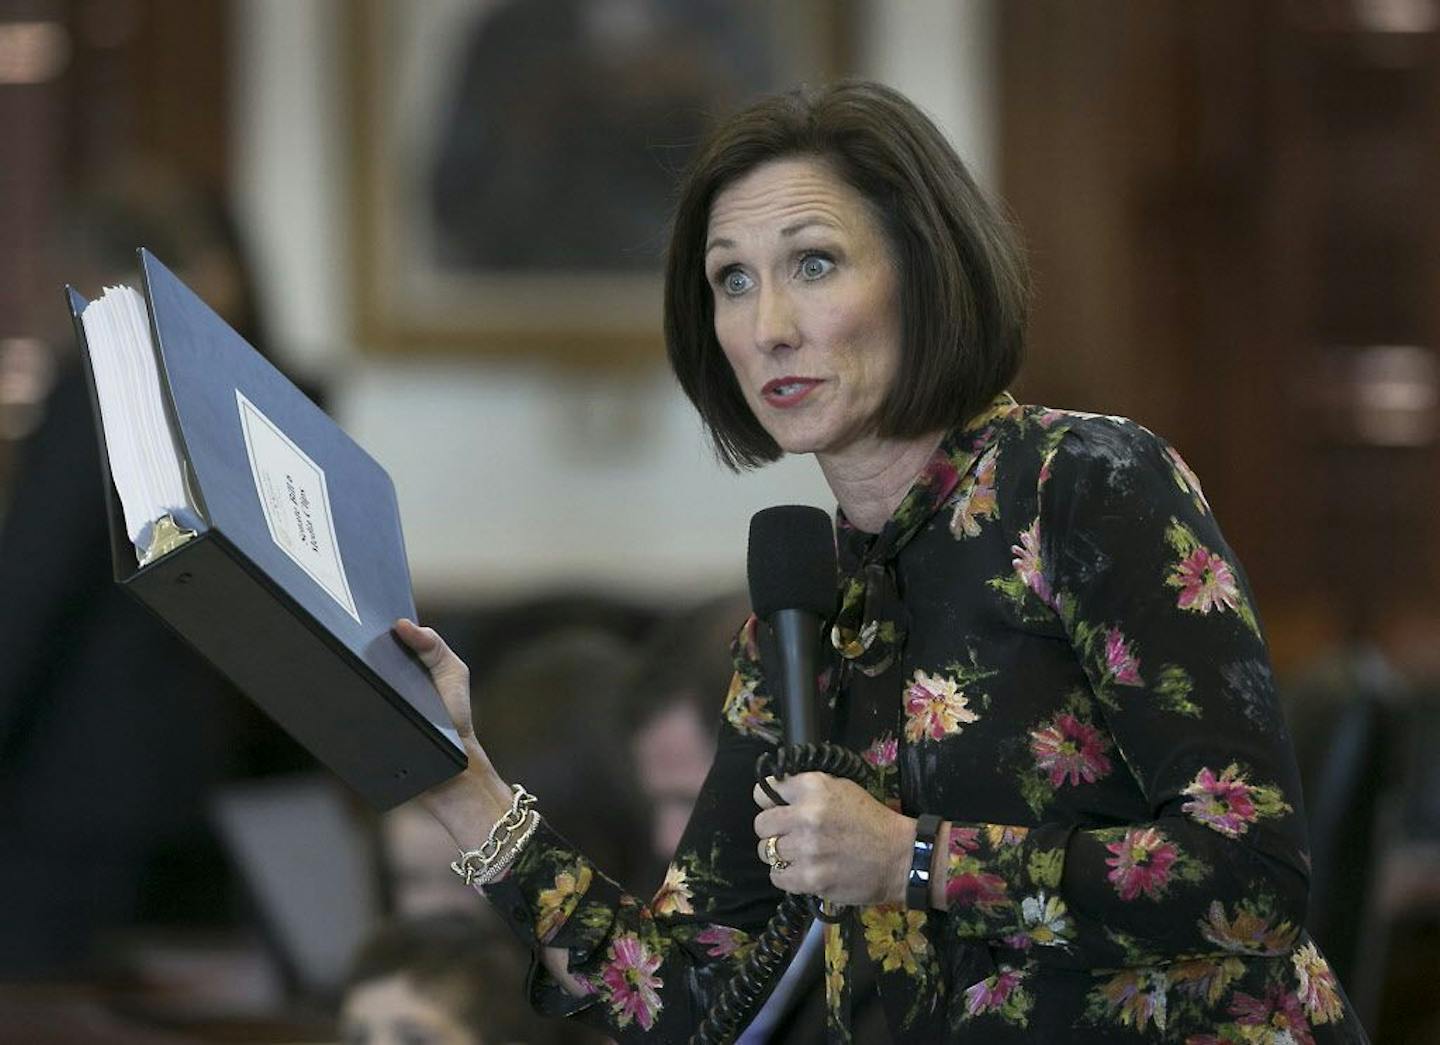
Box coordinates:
[236,390,361,624]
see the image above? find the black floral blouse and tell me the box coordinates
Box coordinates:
[482,394,1370,1043]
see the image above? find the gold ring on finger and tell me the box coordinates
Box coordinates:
[763,834,791,872]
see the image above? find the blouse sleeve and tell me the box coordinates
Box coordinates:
[941,419,1311,970]
[479,615,787,1037]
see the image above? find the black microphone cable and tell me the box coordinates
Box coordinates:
[690,507,875,1045]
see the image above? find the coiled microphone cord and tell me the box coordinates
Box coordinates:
[690,741,875,1045]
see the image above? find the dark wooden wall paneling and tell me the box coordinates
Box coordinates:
[1000,1,1440,674]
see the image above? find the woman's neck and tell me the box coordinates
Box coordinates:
[818,430,946,534]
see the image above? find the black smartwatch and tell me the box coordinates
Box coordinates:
[905,813,942,911]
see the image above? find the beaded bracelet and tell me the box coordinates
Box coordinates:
[450,784,538,886]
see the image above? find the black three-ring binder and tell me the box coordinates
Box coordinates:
[65,249,465,810]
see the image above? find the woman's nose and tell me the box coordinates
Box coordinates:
[753,284,800,354]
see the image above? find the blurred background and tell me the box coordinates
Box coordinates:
[2,0,1439,1041]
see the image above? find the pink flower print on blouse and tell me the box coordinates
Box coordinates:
[1181,765,1258,838]
[1164,520,1261,634]
[903,670,980,743]
[599,933,664,1031]
[949,826,981,853]
[918,451,960,499]
[948,870,1009,911]
[861,732,898,770]
[1011,518,1054,607]
[1030,713,1113,788]
[1171,547,1241,615]
[1229,984,1316,1045]
[1103,627,1144,687]
[964,966,1026,1018]
[945,826,1008,911]
[1104,827,1179,901]
[695,924,747,959]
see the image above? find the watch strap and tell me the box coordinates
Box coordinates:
[906,813,942,910]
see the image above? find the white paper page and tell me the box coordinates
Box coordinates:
[80,285,197,550]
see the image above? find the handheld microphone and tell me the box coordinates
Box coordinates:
[691,508,848,1045]
[746,506,837,747]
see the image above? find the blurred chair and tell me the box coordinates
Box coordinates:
[1282,646,1403,1030]
[210,774,382,1004]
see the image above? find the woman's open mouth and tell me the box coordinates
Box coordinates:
[761,377,823,407]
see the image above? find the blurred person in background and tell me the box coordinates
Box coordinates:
[622,593,747,879]
[392,79,1370,1041]
[341,912,579,1045]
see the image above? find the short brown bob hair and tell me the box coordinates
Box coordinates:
[665,80,1030,470]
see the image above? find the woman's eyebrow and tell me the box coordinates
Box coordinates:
[705,217,842,257]
[779,217,841,238]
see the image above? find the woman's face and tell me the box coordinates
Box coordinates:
[705,157,902,461]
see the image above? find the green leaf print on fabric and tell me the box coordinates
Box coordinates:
[1155,663,1204,717]
[1027,847,1066,890]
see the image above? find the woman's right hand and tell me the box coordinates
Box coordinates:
[393,617,587,996]
[392,617,514,840]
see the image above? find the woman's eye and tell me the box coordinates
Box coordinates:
[799,253,834,280]
[720,269,753,296]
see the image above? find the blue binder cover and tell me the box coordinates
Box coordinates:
[66,250,465,809]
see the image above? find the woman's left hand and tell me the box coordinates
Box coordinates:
[753,772,915,906]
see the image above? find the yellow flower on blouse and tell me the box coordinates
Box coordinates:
[535,863,592,943]
[1292,941,1343,1024]
[722,673,780,743]
[651,862,695,917]
[861,905,928,975]
[824,921,848,1027]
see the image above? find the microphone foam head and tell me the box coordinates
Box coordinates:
[747,506,837,620]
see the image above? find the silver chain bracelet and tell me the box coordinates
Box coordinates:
[450,783,539,886]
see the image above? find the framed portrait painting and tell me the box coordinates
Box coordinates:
[348,0,851,364]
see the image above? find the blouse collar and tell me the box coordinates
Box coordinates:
[829,392,1017,673]
[835,392,1017,571]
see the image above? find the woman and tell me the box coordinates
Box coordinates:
[398,81,1369,1042]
